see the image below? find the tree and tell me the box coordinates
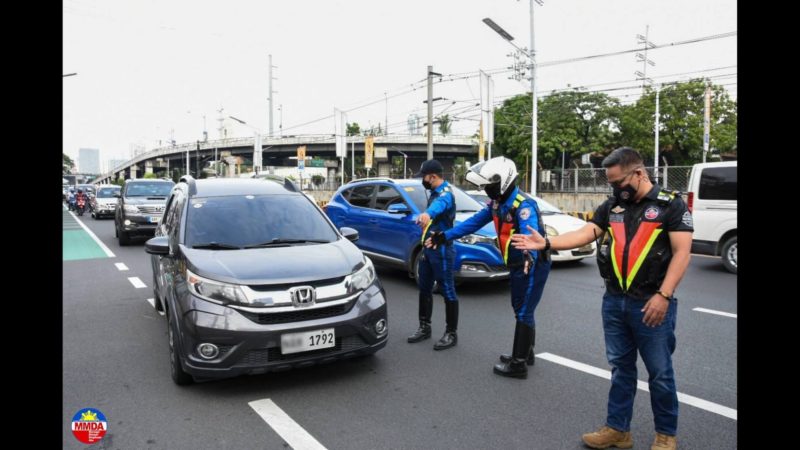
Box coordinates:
[437,114,451,136]
[143,172,157,179]
[618,79,737,165]
[346,122,361,136]
[114,177,125,187]
[452,157,468,187]
[63,153,75,174]
[311,174,325,188]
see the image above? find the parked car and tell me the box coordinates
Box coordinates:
[91,185,121,219]
[114,178,175,245]
[145,176,387,384]
[325,178,509,282]
[687,161,737,274]
[465,190,596,262]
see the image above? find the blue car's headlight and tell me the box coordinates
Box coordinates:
[457,234,496,246]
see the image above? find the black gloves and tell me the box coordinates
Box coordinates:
[430,231,447,248]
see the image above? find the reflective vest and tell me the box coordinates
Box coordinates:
[491,193,546,266]
[597,189,678,298]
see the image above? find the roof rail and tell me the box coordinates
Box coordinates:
[179,175,197,196]
[349,177,395,183]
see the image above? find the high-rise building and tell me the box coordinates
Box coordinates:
[79,148,100,174]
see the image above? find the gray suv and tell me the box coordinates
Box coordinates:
[145,176,388,384]
[115,179,175,245]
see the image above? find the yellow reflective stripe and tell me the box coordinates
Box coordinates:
[503,230,515,264]
[608,227,624,289]
[420,221,432,245]
[626,228,663,287]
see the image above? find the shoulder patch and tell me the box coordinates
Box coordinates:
[657,190,675,203]
[681,211,693,227]
[519,207,531,220]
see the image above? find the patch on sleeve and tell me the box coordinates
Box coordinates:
[519,207,531,220]
[681,211,693,227]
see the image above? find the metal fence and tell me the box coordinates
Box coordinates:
[537,165,692,194]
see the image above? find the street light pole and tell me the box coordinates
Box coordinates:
[229,115,263,173]
[483,3,543,194]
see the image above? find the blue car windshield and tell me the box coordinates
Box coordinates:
[403,183,484,213]
[185,194,338,248]
[125,182,174,197]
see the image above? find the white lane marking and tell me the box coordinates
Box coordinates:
[115,263,129,271]
[536,352,737,421]
[68,210,116,257]
[248,399,327,450]
[693,307,737,318]
[128,277,147,289]
[146,298,155,308]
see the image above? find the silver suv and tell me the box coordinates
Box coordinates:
[115,179,175,245]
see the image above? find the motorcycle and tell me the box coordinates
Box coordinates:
[76,196,86,216]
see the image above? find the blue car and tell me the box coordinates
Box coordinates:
[325,178,508,282]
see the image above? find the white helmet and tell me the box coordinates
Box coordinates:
[465,156,518,200]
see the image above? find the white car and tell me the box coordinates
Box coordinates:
[91,185,121,219]
[687,161,736,274]
[465,190,596,262]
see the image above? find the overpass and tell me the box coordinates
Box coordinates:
[94,134,479,184]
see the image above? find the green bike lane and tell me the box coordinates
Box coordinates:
[63,205,116,261]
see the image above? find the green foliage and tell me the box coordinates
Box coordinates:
[143,172,157,179]
[346,122,361,136]
[437,114,451,136]
[63,153,75,174]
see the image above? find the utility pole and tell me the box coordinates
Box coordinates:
[385,92,389,136]
[217,106,225,139]
[654,85,660,183]
[427,66,434,160]
[703,80,712,163]
[529,0,542,195]
[426,66,441,160]
[268,54,278,137]
[635,26,656,93]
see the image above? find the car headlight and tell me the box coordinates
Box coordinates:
[545,225,558,236]
[347,257,375,293]
[123,204,140,214]
[457,234,496,245]
[186,269,248,305]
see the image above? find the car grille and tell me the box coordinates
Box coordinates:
[248,276,346,292]
[237,298,356,325]
[239,335,367,365]
[137,205,165,214]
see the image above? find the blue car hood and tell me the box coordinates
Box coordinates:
[455,212,496,237]
[181,238,364,285]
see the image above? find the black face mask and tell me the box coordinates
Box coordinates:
[422,178,433,190]
[484,182,502,200]
[613,184,638,204]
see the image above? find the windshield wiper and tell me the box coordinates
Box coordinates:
[191,242,242,250]
[243,238,330,248]
[456,209,479,213]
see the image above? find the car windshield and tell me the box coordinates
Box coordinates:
[185,194,338,248]
[403,182,484,213]
[125,182,174,197]
[96,187,120,198]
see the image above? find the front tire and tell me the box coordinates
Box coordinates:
[721,236,737,274]
[167,310,193,385]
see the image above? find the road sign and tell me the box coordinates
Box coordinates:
[297,146,306,171]
[365,136,374,169]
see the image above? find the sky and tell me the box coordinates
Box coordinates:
[63,0,737,172]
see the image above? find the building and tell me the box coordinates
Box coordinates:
[79,148,100,175]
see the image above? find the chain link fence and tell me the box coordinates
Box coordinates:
[537,165,692,194]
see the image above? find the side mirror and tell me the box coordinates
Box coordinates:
[340,227,359,242]
[144,236,170,256]
[387,203,411,215]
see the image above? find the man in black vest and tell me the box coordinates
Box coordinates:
[511,147,692,450]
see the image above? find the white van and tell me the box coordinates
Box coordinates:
[687,161,737,273]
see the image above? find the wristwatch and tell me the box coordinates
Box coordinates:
[544,236,551,252]
[656,289,672,299]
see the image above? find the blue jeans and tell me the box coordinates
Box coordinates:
[418,245,458,302]
[602,292,678,436]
